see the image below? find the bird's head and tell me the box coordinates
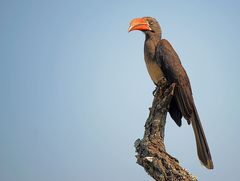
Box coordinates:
[128,17,161,38]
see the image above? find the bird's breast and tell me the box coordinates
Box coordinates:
[145,58,164,84]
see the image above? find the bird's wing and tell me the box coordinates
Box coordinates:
[156,39,193,123]
[156,39,214,169]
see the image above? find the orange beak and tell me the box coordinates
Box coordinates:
[128,18,151,32]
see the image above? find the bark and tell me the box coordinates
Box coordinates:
[134,82,197,181]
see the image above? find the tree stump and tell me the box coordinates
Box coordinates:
[134,83,198,181]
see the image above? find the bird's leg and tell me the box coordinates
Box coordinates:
[152,77,168,97]
[158,77,167,88]
[170,83,176,95]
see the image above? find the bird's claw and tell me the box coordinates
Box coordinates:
[152,86,158,96]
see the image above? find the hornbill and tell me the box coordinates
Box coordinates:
[128,17,213,169]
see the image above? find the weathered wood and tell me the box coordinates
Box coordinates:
[135,83,197,181]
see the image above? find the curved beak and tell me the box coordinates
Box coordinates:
[128,17,151,32]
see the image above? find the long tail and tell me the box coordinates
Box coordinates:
[191,103,214,169]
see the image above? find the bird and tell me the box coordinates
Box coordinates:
[128,17,214,169]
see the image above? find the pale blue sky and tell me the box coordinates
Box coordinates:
[1,0,240,180]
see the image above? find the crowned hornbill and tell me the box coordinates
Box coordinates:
[128,17,213,169]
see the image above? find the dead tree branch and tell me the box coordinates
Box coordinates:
[134,83,197,181]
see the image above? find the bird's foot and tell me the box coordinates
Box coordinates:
[153,77,168,96]
[152,86,159,96]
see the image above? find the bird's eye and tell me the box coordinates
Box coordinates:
[149,21,154,25]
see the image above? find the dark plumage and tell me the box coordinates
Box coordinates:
[129,17,214,169]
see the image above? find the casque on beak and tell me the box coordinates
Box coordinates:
[128,17,152,32]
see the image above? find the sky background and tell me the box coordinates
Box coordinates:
[1,0,240,180]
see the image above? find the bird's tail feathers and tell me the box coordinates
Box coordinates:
[191,104,214,169]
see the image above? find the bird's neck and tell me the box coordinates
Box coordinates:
[144,34,161,60]
[144,34,164,84]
